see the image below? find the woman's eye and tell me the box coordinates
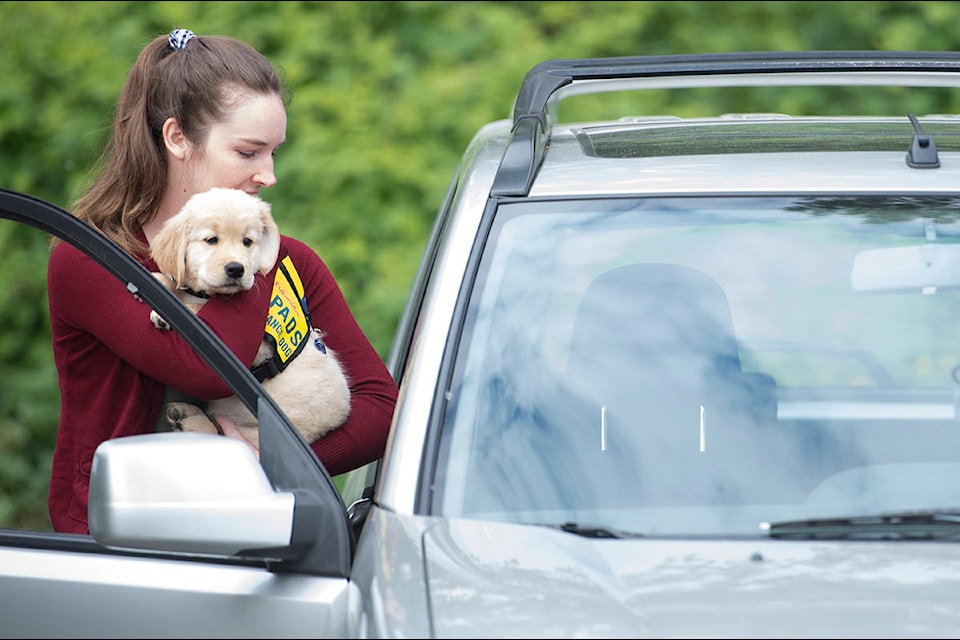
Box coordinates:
[238,151,255,159]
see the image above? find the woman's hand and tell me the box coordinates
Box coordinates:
[216,415,260,460]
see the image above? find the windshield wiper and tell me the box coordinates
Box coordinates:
[547,522,644,539]
[761,510,960,540]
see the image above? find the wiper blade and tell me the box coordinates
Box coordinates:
[549,522,643,539]
[761,510,960,540]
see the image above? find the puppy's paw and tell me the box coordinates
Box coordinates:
[164,402,220,435]
[150,309,171,330]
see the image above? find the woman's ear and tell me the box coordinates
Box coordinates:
[161,117,189,160]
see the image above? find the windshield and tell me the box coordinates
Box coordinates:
[432,195,960,536]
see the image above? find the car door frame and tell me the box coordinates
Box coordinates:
[0,188,356,638]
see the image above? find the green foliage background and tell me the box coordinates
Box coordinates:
[2,0,959,529]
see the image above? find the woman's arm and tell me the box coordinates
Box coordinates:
[48,241,270,399]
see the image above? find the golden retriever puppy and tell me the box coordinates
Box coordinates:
[149,187,351,447]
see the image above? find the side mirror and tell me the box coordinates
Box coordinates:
[88,432,295,558]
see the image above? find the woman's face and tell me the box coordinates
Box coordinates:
[186,91,287,197]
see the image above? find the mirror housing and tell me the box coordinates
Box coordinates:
[88,432,295,558]
[851,244,960,293]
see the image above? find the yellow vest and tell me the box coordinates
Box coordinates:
[251,255,315,381]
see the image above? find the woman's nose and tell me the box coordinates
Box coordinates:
[254,160,277,188]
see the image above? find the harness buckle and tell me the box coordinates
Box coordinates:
[251,357,282,382]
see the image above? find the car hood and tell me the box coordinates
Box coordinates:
[421,518,960,638]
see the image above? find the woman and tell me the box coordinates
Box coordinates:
[46,29,399,534]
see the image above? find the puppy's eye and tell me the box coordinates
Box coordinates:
[243,237,254,248]
[205,236,218,245]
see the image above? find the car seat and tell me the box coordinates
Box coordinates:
[565,263,780,506]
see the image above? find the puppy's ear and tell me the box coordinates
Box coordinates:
[257,200,281,274]
[150,212,191,286]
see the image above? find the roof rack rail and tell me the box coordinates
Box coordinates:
[490,50,960,197]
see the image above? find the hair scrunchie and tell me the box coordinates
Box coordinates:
[168,28,195,51]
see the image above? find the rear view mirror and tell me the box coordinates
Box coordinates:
[851,244,960,293]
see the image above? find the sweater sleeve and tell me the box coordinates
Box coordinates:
[282,238,399,475]
[48,241,270,400]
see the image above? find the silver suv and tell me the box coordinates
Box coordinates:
[6,51,960,638]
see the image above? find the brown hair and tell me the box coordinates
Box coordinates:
[61,32,288,256]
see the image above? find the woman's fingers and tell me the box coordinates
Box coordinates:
[215,415,260,460]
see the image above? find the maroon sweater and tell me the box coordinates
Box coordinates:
[47,234,398,534]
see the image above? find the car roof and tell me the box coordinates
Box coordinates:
[482,51,960,199]
[531,121,960,197]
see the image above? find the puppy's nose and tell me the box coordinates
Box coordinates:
[225,262,245,280]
